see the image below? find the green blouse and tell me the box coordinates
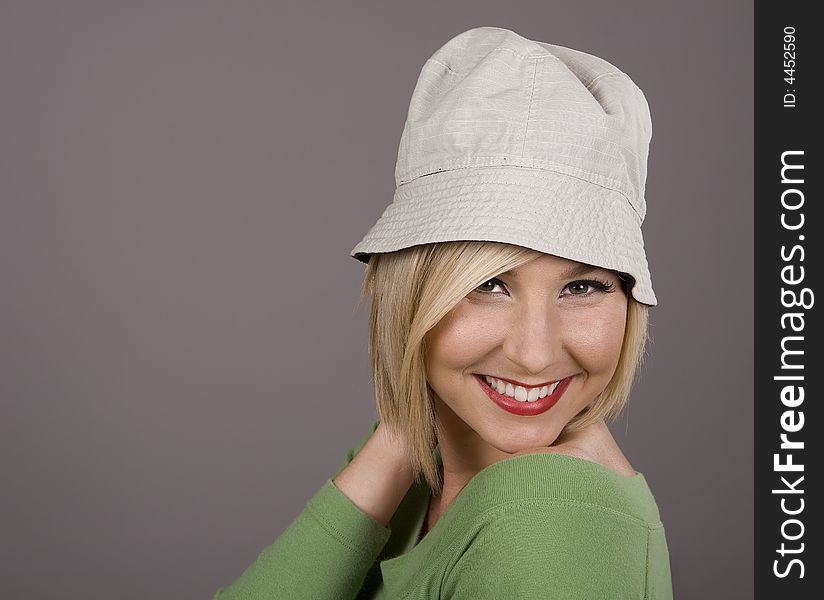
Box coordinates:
[214,420,673,599]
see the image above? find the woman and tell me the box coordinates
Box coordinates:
[215,27,673,599]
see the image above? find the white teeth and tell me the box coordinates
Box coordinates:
[483,375,563,402]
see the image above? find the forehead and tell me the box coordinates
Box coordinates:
[501,254,609,280]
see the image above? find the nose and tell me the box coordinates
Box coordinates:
[502,299,563,377]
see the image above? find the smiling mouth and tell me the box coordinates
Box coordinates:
[478,374,565,397]
[475,374,573,416]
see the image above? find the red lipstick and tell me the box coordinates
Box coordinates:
[476,374,571,417]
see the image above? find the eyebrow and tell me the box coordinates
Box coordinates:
[501,263,602,279]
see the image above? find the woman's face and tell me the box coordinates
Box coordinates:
[424,252,628,455]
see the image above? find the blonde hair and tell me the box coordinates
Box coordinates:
[356,241,649,495]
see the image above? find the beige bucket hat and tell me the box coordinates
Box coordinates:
[350,26,657,306]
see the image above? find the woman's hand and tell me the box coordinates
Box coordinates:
[332,421,417,528]
[506,420,638,476]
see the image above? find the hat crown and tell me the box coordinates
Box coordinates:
[395,27,652,222]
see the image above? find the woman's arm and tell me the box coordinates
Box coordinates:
[443,502,665,599]
[332,421,417,527]
[213,421,417,600]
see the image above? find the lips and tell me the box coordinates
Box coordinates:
[476,373,571,416]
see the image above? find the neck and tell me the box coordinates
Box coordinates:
[430,401,630,522]
[429,398,516,519]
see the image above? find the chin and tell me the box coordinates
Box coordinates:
[478,418,565,454]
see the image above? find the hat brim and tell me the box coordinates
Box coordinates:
[350,165,656,306]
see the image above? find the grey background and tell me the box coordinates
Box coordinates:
[0,1,753,598]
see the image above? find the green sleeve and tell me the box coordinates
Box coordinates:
[443,502,653,600]
[213,421,386,600]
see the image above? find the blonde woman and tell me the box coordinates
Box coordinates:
[215,27,673,599]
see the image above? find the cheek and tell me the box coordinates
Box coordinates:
[565,307,627,372]
[425,305,499,372]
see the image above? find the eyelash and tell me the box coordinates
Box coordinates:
[473,277,616,297]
